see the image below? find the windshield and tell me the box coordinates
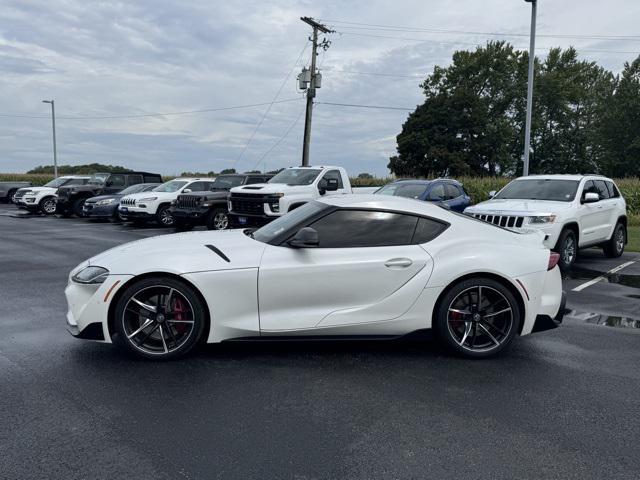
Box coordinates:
[44,177,72,188]
[252,201,329,243]
[153,180,187,193]
[494,179,579,202]
[268,168,321,186]
[375,183,429,199]
[88,173,110,185]
[119,184,151,195]
[212,175,245,189]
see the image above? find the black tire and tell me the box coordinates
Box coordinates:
[7,189,17,204]
[206,208,230,230]
[434,277,521,359]
[114,276,207,360]
[603,222,626,258]
[72,197,87,217]
[39,196,58,215]
[156,205,174,227]
[555,229,577,271]
[174,219,194,232]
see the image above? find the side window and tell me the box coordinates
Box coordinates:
[412,218,448,243]
[187,182,207,192]
[428,183,446,201]
[309,210,418,248]
[582,180,598,199]
[594,180,610,200]
[69,178,85,185]
[247,176,264,185]
[127,175,143,186]
[320,170,344,189]
[606,181,620,198]
[109,174,126,188]
[444,184,461,200]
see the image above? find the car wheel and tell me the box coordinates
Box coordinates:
[435,277,521,359]
[72,198,87,217]
[114,277,207,360]
[206,208,229,230]
[603,222,626,258]
[7,189,18,204]
[156,205,174,227]
[555,229,577,270]
[39,196,57,215]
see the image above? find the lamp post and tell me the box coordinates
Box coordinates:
[42,100,58,179]
[523,0,537,176]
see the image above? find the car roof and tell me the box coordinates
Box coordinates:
[170,177,215,182]
[392,178,462,185]
[318,194,448,217]
[515,174,613,182]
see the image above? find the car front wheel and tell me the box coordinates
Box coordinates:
[114,277,207,360]
[39,196,57,215]
[556,229,577,270]
[435,277,521,358]
[206,208,229,230]
[156,205,174,227]
[603,222,625,258]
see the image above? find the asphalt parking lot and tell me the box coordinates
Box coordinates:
[1,204,639,480]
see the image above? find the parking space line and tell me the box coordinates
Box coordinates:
[572,261,636,292]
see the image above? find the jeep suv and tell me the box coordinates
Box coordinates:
[464,175,627,270]
[56,171,162,217]
[170,173,273,231]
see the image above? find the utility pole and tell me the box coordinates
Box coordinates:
[42,99,58,178]
[523,0,537,176]
[299,17,333,167]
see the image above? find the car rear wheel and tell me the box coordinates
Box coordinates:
[206,208,229,230]
[435,277,521,358]
[39,196,57,215]
[114,277,206,360]
[156,205,174,227]
[555,229,577,271]
[603,222,625,258]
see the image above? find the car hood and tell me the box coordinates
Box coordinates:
[122,191,179,201]
[87,229,267,275]
[465,199,573,215]
[21,186,55,194]
[230,183,312,194]
[86,194,123,203]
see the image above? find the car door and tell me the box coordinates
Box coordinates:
[104,174,126,194]
[258,209,433,332]
[425,182,446,204]
[443,183,464,211]
[593,180,616,240]
[577,180,608,245]
[318,169,347,197]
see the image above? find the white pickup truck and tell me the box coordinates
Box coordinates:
[228,166,370,227]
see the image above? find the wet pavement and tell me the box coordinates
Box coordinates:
[1,204,639,480]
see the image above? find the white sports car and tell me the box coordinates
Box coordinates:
[65,195,565,360]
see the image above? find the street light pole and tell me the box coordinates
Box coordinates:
[522,0,537,176]
[42,100,58,179]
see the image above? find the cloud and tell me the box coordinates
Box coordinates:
[1,0,638,176]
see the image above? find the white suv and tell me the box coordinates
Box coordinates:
[119,178,216,227]
[464,175,627,270]
[17,176,90,214]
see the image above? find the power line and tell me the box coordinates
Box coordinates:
[0,98,303,120]
[322,66,424,79]
[232,41,309,169]
[251,106,305,172]
[323,19,640,42]
[335,31,640,55]
[317,101,413,111]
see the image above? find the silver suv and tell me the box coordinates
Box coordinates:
[464,175,627,270]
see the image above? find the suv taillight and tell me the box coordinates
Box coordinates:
[548,252,560,270]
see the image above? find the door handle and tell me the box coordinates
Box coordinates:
[385,258,413,268]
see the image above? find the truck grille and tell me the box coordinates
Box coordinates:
[229,193,266,215]
[176,195,202,209]
[120,197,136,206]
[472,214,525,228]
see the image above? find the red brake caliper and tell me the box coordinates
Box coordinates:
[449,311,463,328]
[172,297,188,334]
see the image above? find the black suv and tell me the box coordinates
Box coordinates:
[170,173,272,230]
[56,171,162,217]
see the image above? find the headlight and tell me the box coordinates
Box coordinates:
[273,193,285,197]
[269,202,280,212]
[72,266,109,284]
[528,215,557,224]
[22,190,33,195]
[139,197,158,202]
[96,198,115,206]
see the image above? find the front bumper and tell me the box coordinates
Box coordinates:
[118,206,155,220]
[228,212,273,228]
[171,207,208,221]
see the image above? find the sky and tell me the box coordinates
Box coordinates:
[1,0,639,176]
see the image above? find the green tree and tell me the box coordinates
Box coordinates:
[28,163,133,174]
[220,168,236,174]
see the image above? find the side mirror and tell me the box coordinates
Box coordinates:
[488,190,496,198]
[583,192,599,203]
[325,178,339,191]
[288,227,319,248]
[183,188,192,193]
[105,180,114,187]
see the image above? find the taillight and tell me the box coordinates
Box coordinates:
[548,252,560,270]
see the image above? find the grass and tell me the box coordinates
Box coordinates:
[627,225,640,253]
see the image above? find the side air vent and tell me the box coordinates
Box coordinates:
[205,244,230,262]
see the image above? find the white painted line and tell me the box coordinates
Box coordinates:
[572,260,636,292]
